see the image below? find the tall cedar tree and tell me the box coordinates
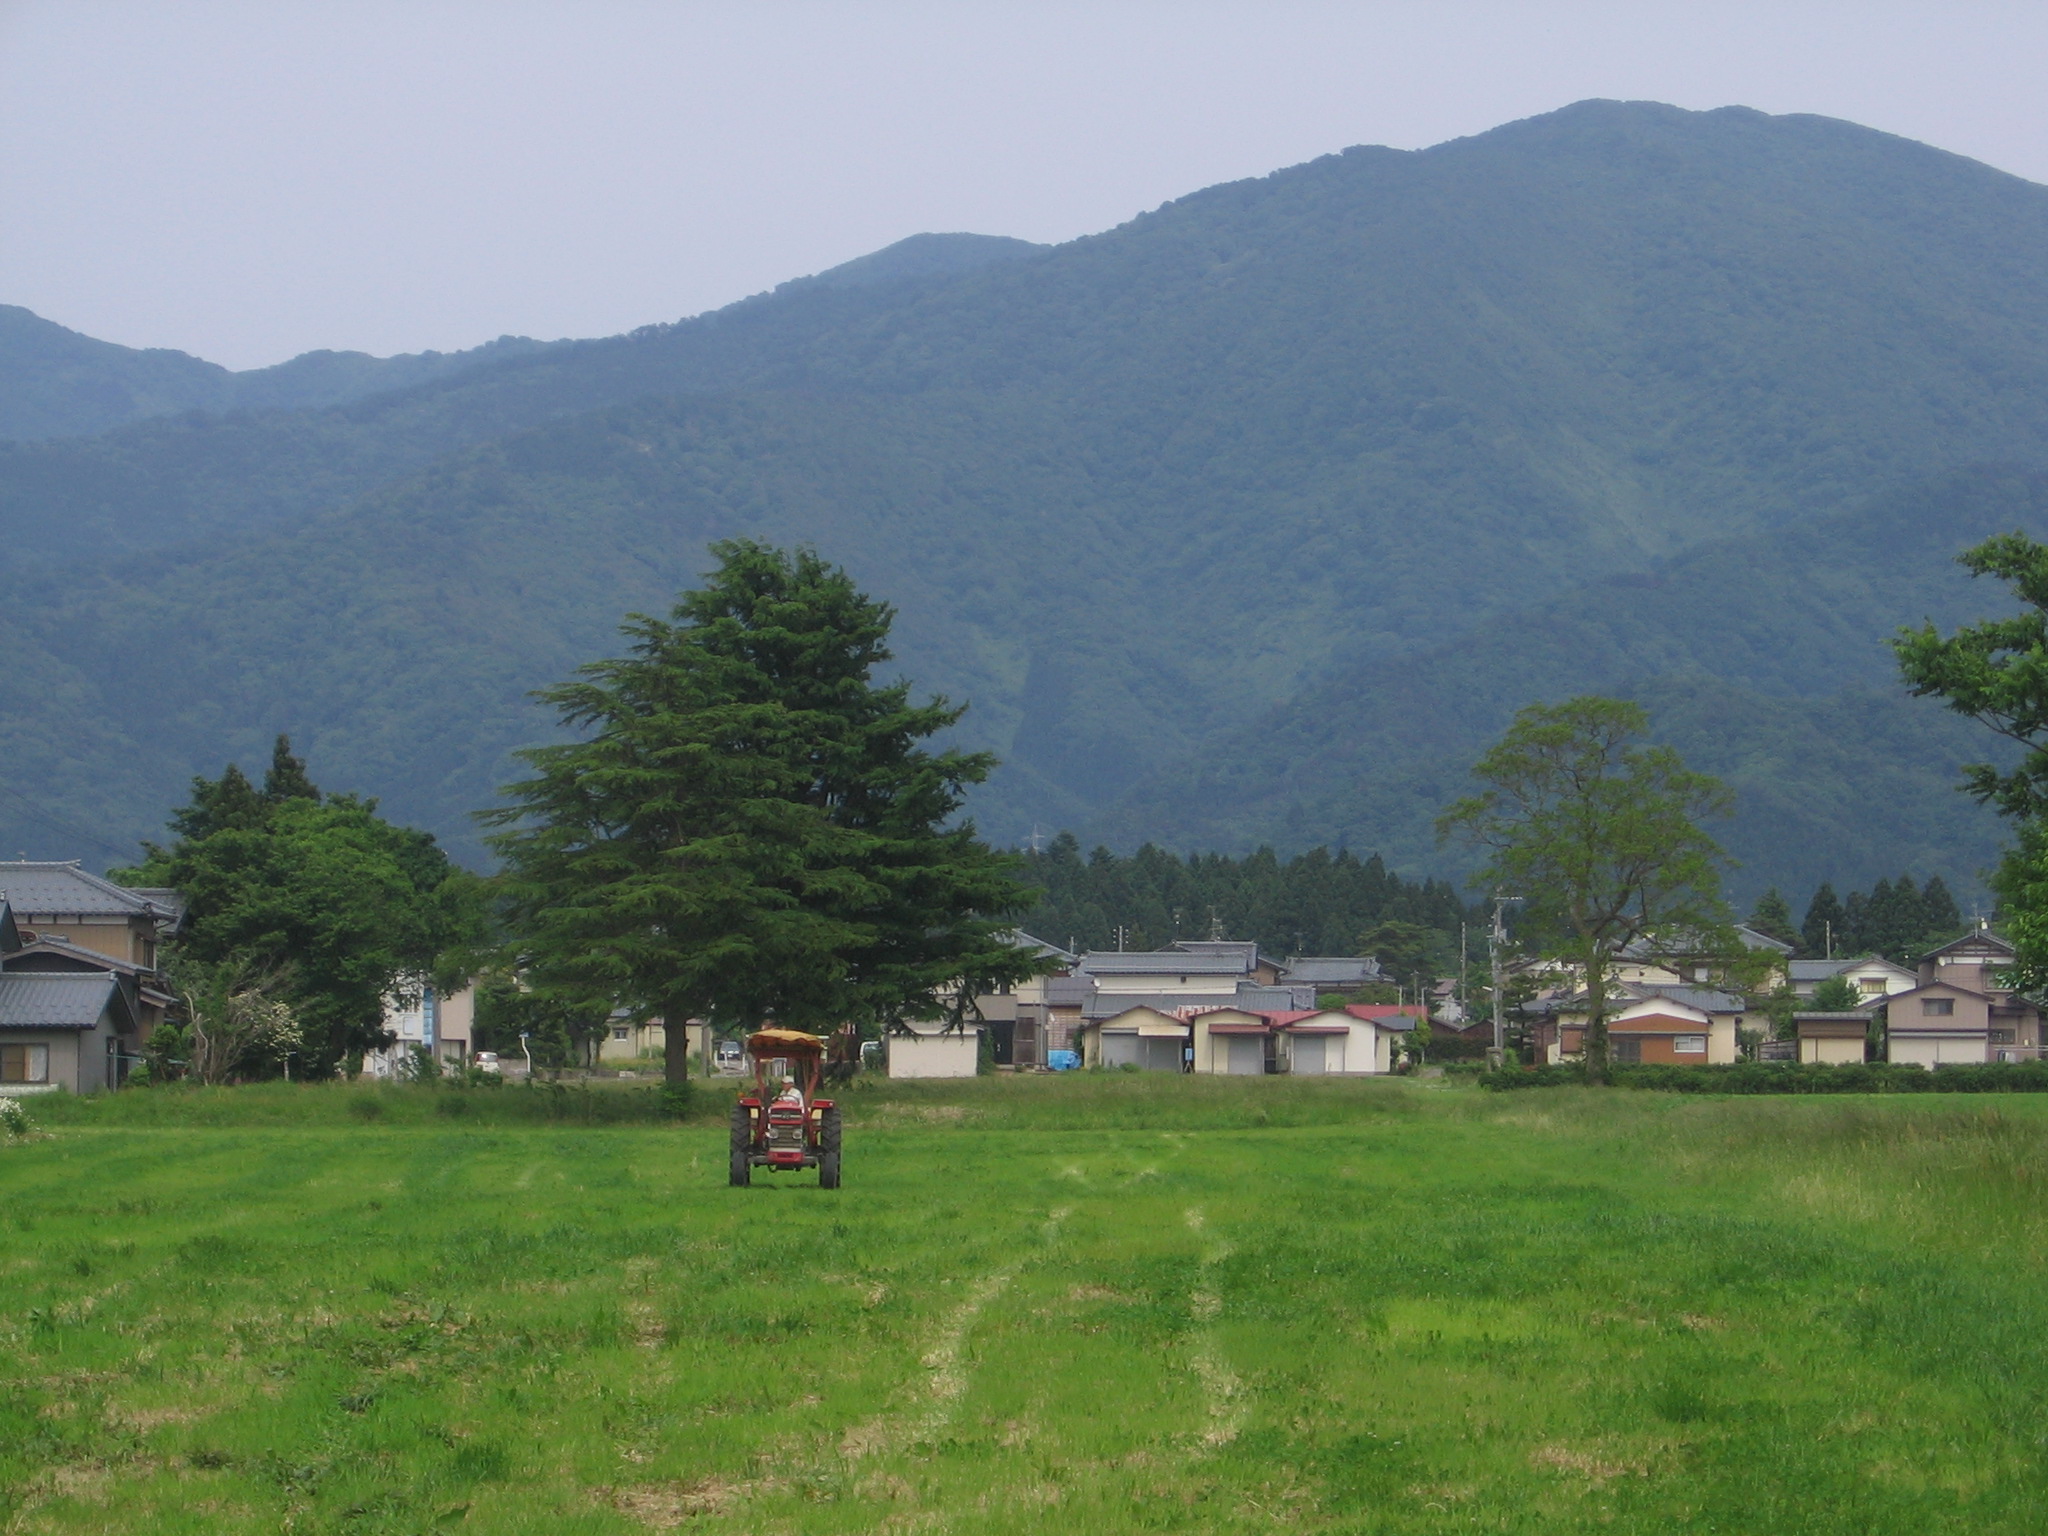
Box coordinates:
[484,541,1041,1083]
[119,736,484,1075]
[1802,882,1844,958]
[1747,888,1798,947]
[1897,533,2048,984]
[1437,697,1733,1079]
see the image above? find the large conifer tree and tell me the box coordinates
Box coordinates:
[485,541,1040,1082]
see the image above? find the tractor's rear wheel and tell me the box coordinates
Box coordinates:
[729,1102,752,1187]
[819,1150,841,1189]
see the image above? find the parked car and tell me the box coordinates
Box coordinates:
[473,1051,502,1075]
[714,1039,744,1073]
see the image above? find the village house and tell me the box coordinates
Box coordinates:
[1788,954,1918,1003]
[0,860,182,1042]
[1882,929,2041,1066]
[1794,1011,1872,1064]
[364,981,477,1077]
[1612,925,1793,992]
[1084,1000,1416,1075]
[0,897,142,1095]
[1542,983,1754,1065]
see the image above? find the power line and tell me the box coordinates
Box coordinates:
[0,779,141,864]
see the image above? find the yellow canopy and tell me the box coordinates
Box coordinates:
[746,1028,828,1058]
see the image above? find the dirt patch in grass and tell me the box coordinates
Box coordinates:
[1531,1442,1650,1483]
[597,1477,773,1527]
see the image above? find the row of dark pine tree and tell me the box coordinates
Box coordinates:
[1012,834,1475,959]
[1747,875,1965,962]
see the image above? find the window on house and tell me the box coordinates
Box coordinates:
[1611,1037,1642,1064]
[1859,977,1884,992]
[611,1027,630,1041]
[1992,1030,2016,1044]
[1,1044,50,1084]
[1674,1035,1708,1054]
[1922,998,1954,1017]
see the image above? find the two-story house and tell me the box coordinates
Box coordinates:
[0,861,181,1046]
[1883,929,2042,1066]
[0,894,142,1096]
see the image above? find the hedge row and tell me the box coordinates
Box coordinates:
[1477,1061,2048,1094]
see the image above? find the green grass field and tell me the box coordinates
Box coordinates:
[6,1074,2048,1534]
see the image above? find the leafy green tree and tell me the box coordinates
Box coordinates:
[119,737,485,1076]
[1438,697,1733,1080]
[1891,532,2048,984]
[1357,919,1445,1002]
[471,973,610,1069]
[484,540,1043,1086]
[1809,975,1864,1012]
[1802,883,1844,958]
[1747,888,1797,947]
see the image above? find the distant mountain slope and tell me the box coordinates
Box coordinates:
[0,303,558,443]
[782,232,1048,291]
[1098,469,2048,897]
[1,101,2047,888]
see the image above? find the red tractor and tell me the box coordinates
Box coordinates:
[730,1028,843,1189]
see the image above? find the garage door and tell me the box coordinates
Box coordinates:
[1292,1036,1326,1075]
[1226,1037,1263,1075]
[1142,1036,1184,1072]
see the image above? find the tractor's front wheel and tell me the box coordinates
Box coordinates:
[729,1102,752,1187]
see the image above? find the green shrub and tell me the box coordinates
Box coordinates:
[1477,1061,2048,1094]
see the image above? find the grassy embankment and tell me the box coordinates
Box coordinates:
[6,1074,2048,1533]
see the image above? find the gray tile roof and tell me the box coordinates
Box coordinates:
[1788,959,1854,982]
[4,936,153,977]
[0,862,178,922]
[0,972,125,1029]
[1079,951,1252,976]
[1637,984,1748,1014]
[1279,957,1383,985]
[1002,930,1077,965]
[1045,975,1096,1006]
[1085,992,1238,1020]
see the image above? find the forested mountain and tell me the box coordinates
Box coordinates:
[0,304,562,444]
[1,99,2046,893]
[1104,469,2048,896]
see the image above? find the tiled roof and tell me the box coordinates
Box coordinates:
[1003,930,1077,964]
[1078,950,1253,976]
[0,862,178,921]
[0,971,126,1029]
[1637,984,1747,1014]
[1788,959,1854,982]
[1279,957,1383,985]
[1084,991,1241,1020]
[4,936,154,977]
[1045,975,1096,1006]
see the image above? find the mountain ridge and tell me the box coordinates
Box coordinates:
[0,101,2044,893]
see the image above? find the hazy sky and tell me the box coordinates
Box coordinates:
[5,1,2048,369]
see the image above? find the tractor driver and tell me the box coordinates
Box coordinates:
[773,1075,804,1107]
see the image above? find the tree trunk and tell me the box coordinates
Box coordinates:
[1581,943,1609,1084]
[665,1011,690,1087]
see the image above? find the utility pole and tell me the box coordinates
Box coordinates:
[1489,894,1522,1067]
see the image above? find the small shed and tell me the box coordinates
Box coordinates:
[1190,1007,1270,1075]
[0,971,138,1095]
[1080,1005,1188,1071]
[1794,1011,1870,1065]
[887,1024,981,1079]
